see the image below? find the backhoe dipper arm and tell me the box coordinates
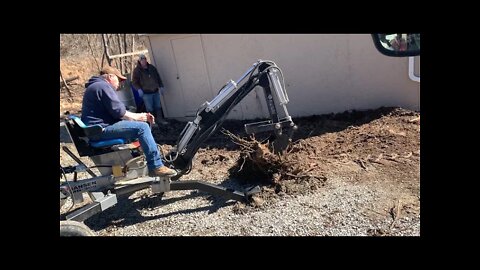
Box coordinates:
[164,60,296,177]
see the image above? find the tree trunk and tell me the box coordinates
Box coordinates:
[116,34,123,73]
[102,34,112,66]
[86,34,101,71]
[60,70,73,97]
[131,34,135,74]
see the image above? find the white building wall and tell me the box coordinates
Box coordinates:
[144,34,420,120]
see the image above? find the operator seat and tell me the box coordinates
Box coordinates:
[64,115,139,157]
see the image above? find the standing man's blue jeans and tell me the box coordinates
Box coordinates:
[91,120,164,171]
[132,87,144,112]
[142,91,161,113]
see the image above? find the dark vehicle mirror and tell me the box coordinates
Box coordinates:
[371,34,420,57]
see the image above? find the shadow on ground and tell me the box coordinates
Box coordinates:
[79,179,245,232]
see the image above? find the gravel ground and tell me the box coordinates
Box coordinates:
[62,174,418,236]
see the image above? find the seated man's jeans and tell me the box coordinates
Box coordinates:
[91,120,163,171]
[142,91,161,113]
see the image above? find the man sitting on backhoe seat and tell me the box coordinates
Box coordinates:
[81,65,177,177]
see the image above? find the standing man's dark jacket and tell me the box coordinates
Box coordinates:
[81,76,126,127]
[132,61,164,93]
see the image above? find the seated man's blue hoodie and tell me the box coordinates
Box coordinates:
[81,76,126,127]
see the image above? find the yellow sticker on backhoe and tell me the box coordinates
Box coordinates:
[112,165,123,177]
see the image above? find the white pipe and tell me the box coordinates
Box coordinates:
[409,57,420,82]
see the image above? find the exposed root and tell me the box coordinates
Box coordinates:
[223,129,327,187]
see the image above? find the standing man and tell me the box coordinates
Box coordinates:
[132,54,168,125]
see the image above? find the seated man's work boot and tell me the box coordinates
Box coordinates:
[149,166,177,177]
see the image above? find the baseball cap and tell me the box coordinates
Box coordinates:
[100,66,127,81]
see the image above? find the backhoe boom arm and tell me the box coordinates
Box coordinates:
[164,60,296,177]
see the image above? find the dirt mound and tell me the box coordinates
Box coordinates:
[148,107,419,204]
[208,107,420,203]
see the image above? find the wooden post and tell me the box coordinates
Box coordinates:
[107,49,148,59]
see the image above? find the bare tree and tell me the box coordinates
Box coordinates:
[61,33,146,80]
[86,34,101,71]
[60,70,73,98]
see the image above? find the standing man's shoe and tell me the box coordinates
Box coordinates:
[155,110,168,125]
